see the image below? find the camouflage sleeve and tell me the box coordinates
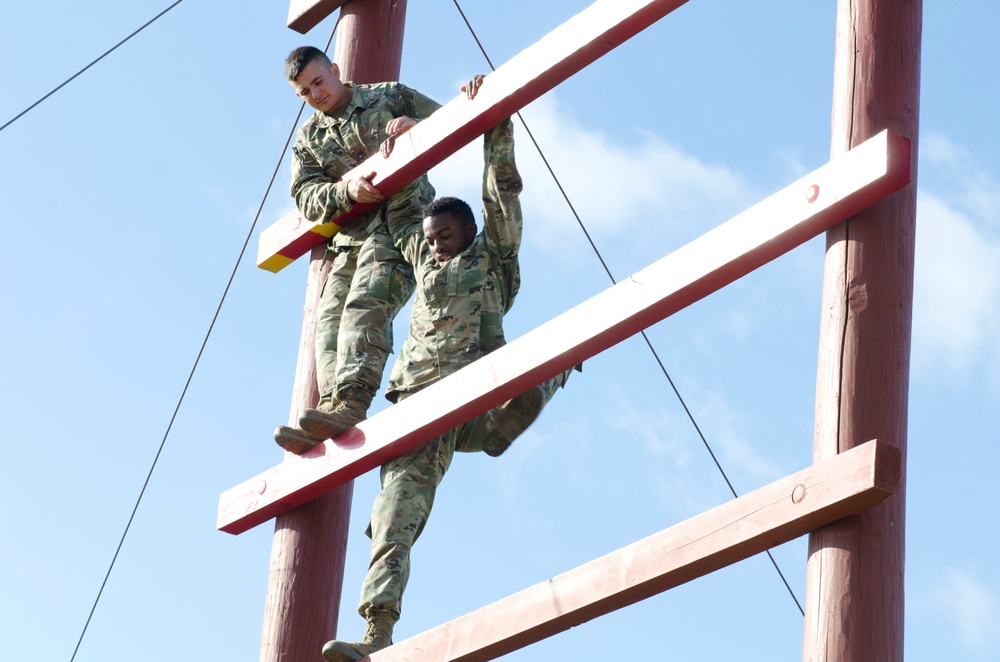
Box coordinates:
[387,213,427,267]
[390,223,430,270]
[290,140,354,223]
[397,83,442,120]
[481,118,522,264]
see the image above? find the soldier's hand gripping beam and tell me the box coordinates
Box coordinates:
[259,0,694,272]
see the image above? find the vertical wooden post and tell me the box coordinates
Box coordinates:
[804,1,921,660]
[259,2,408,660]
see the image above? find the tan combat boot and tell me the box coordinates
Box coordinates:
[322,608,397,662]
[299,396,368,440]
[481,385,545,457]
[481,364,581,457]
[273,425,323,455]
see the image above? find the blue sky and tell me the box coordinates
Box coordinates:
[2,1,998,660]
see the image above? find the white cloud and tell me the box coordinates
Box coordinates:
[912,142,1000,379]
[492,409,596,506]
[603,387,783,518]
[775,145,812,180]
[606,393,692,465]
[929,567,1000,651]
[922,133,1000,228]
[428,93,755,255]
[696,392,784,484]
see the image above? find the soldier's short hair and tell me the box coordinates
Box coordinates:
[423,197,476,227]
[285,46,331,81]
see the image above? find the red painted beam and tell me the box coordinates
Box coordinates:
[259,0,693,272]
[286,0,347,34]
[368,440,899,661]
[219,130,911,534]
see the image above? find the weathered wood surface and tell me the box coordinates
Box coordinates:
[221,130,911,535]
[286,0,347,34]
[803,1,921,660]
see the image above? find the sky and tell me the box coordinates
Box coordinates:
[2,1,999,661]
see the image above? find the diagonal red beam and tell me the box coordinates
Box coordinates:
[219,129,911,534]
[259,0,693,272]
[369,440,899,661]
[286,0,348,34]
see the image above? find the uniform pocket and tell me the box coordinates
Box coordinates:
[366,240,414,306]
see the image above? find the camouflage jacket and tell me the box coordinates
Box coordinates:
[290,82,440,247]
[386,119,522,400]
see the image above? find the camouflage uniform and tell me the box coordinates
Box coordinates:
[356,119,568,619]
[291,82,440,409]
[385,118,522,401]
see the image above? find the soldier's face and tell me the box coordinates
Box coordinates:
[423,212,476,265]
[291,60,348,114]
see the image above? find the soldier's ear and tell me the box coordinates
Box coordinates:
[466,223,478,240]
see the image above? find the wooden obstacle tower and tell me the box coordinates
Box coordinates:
[220,0,921,659]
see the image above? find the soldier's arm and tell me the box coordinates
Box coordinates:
[399,84,442,120]
[290,141,356,223]
[480,118,522,262]
[379,85,443,157]
[385,196,426,266]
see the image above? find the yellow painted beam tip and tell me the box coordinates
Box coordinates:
[257,254,295,273]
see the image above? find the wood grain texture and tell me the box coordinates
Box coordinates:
[804,1,921,660]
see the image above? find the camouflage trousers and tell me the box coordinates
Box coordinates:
[315,227,415,408]
[357,373,571,618]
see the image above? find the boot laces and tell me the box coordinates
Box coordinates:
[364,618,378,643]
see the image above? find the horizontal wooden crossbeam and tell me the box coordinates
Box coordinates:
[286,0,347,34]
[260,0,693,272]
[368,439,900,661]
[218,129,911,534]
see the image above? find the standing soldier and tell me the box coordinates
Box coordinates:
[275,46,440,453]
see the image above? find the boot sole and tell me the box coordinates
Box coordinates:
[299,408,364,440]
[273,426,322,455]
[322,641,369,662]
[482,386,545,457]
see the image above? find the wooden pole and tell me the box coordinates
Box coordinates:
[803,0,921,660]
[259,2,408,660]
